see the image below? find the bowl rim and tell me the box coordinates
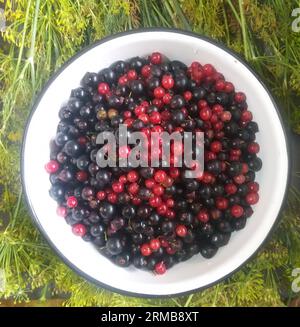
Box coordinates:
[21,27,291,298]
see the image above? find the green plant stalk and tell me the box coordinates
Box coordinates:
[0,1,31,137]
[184,294,194,307]
[28,0,41,90]
[0,0,299,307]
[238,0,249,60]
[168,0,191,30]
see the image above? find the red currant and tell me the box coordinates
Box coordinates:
[127,170,139,183]
[149,112,161,124]
[197,209,210,223]
[128,182,139,195]
[162,75,174,89]
[150,238,161,251]
[176,224,187,237]
[98,82,110,95]
[225,183,237,195]
[199,107,212,121]
[241,110,253,122]
[231,204,244,218]
[166,198,175,208]
[107,192,118,204]
[224,82,234,93]
[150,52,162,65]
[216,197,229,210]
[112,182,124,193]
[149,195,162,208]
[154,86,165,99]
[72,224,86,237]
[157,203,168,215]
[76,171,88,182]
[96,191,106,200]
[153,184,164,196]
[154,261,166,275]
[235,92,246,103]
[215,79,225,91]
[56,206,67,217]
[203,64,215,76]
[141,243,152,256]
[248,182,259,193]
[127,69,137,80]
[45,160,59,173]
[118,145,131,158]
[67,196,78,208]
[154,170,167,183]
[145,179,155,189]
[247,142,260,154]
[210,141,222,153]
[141,65,151,78]
[245,192,259,205]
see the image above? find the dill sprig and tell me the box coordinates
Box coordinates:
[0,0,299,306]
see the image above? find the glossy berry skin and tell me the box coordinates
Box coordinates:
[119,145,130,158]
[150,238,161,251]
[122,205,136,219]
[199,107,212,121]
[49,52,261,275]
[231,204,244,218]
[76,171,88,182]
[96,191,106,200]
[141,65,151,77]
[45,160,60,173]
[197,209,209,223]
[225,183,237,195]
[149,112,161,124]
[149,195,162,208]
[154,261,167,275]
[216,197,229,210]
[176,224,187,237]
[248,182,259,193]
[210,141,222,153]
[67,196,78,208]
[245,192,259,205]
[154,170,167,183]
[152,184,164,196]
[56,206,67,217]
[115,253,131,267]
[107,237,123,255]
[128,182,139,195]
[98,82,110,95]
[200,245,218,258]
[162,75,174,89]
[203,64,215,76]
[127,69,137,80]
[154,87,165,98]
[127,170,139,183]
[247,142,260,154]
[99,202,116,219]
[112,182,124,193]
[64,140,82,158]
[119,175,127,184]
[224,82,234,93]
[150,52,162,65]
[235,92,246,103]
[141,243,152,256]
[72,224,86,237]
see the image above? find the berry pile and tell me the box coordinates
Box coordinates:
[47,52,262,275]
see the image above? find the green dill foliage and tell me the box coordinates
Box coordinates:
[0,0,299,306]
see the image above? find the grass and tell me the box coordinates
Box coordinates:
[0,0,299,306]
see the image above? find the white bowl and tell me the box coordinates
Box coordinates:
[21,29,289,297]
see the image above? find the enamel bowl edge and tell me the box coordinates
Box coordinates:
[21,29,289,297]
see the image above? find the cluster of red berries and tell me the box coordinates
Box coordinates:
[47,52,261,275]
